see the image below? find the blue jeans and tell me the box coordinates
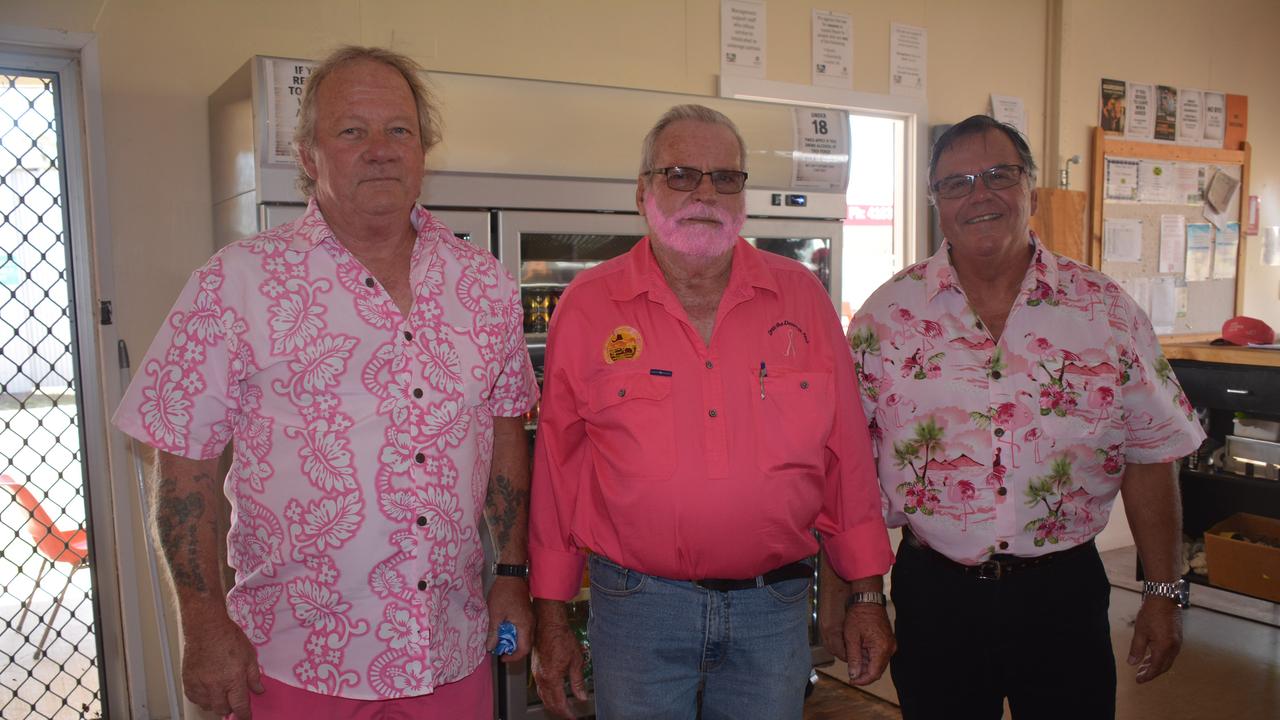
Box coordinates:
[587,555,812,720]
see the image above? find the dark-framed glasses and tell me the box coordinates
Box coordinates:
[930,164,1027,200]
[646,166,749,194]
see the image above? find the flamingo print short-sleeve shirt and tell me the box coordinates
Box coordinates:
[850,233,1204,564]
[114,200,537,699]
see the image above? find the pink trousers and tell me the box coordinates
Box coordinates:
[228,658,493,719]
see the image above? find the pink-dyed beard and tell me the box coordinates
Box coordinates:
[643,192,744,258]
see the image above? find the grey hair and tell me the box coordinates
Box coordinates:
[293,45,442,198]
[639,104,748,176]
[928,114,1037,187]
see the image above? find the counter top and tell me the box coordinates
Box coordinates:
[1161,341,1280,368]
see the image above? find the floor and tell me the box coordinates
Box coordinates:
[809,546,1280,720]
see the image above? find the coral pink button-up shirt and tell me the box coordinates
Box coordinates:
[529,238,892,601]
[114,201,537,699]
[850,234,1204,565]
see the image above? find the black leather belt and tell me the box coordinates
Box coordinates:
[903,526,1096,580]
[692,561,814,592]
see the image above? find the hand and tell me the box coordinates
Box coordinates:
[1128,597,1183,683]
[840,602,896,686]
[532,600,587,719]
[486,576,535,663]
[181,613,264,719]
[818,575,852,662]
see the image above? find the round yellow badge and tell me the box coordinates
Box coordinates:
[603,326,643,363]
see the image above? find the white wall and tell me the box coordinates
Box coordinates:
[2,0,1276,715]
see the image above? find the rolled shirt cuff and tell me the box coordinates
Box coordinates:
[529,544,588,601]
[823,522,895,582]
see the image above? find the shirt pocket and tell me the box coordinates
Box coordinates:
[584,371,676,478]
[749,367,834,474]
[1036,380,1124,471]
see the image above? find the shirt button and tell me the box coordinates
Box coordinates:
[618,389,626,397]
[799,381,809,390]
[417,580,428,591]
[994,428,1005,437]
[998,540,1009,551]
[975,320,984,329]
[708,409,718,418]
[997,486,1008,496]
[415,452,425,463]
[705,360,713,369]
[413,388,423,399]
[417,515,427,526]
[403,330,413,342]
[991,370,1003,380]
[365,277,376,288]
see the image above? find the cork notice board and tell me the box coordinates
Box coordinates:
[1089,127,1250,338]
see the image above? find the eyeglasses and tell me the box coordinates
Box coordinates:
[930,164,1027,200]
[645,166,749,194]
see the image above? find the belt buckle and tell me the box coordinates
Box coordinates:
[975,560,1003,580]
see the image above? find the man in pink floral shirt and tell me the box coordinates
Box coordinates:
[821,116,1204,719]
[114,47,537,719]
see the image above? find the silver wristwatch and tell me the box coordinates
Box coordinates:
[1142,579,1190,609]
[845,591,888,608]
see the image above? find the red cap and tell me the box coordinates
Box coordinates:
[1221,316,1276,346]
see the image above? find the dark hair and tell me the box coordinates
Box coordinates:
[294,45,441,198]
[928,114,1036,185]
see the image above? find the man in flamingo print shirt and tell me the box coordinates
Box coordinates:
[114,47,537,719]
[822,115,1204,719]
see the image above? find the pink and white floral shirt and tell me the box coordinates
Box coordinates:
[850,233,1204,565]
[114,200,537,699]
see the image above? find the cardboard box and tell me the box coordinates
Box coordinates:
[1205,513,1280,603]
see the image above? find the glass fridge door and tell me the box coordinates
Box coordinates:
[740,216,843,311]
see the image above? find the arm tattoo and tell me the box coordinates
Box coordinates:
[155,475,210,593]
[484,472,526,554]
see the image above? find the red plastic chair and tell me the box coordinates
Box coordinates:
[1,473,90,657]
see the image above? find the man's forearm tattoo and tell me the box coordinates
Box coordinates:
[484,472,526,553]
[155,476,210,593]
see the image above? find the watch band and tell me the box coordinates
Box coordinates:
[1142,579,1189,609]
[494,563,529,579]
[846,591,888,608]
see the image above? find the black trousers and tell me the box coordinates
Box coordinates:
[889,536,1116,720]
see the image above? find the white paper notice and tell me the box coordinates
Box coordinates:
[1202,91,1226,148]
[1175,281,1189,317]
[721,0,766,78]
[812,10,852,88]
[792,108,850,190]
[1124,277,1153,318]
[1138,161,1176,204]
[1105,159,1139,201]
[890,23,927,97]
[1213,222,1239,280]
[1125,83,1155,141]
[990,95,1027,137]
[266,58,316,164]
[1173,164,1205,205]
[1177,89,1204,144]
[1264,227,1280,267]
[1103,218,1143,263]
[1150,276,1177,334]
[1185,223,1214,281]
[1159,215,1187,274]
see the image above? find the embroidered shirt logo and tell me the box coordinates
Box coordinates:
[604,326,643,363]
[768,320,809,357]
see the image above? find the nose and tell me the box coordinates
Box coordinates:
[689,172,719,202]
[363,133,398,162]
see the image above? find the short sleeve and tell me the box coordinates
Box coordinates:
[484,267,538,418]
[112,259,241,459]
[1118,300,1206,463]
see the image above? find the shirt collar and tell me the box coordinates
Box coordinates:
[608,236,780,303]
[925,230,1056,304]
[285,199,440,257]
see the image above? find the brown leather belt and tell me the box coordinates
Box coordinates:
[692,561,814,592]
[903,526,1097,580]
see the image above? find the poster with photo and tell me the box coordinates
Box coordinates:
[1100,78,1126,134]
[1154,85,1178,142]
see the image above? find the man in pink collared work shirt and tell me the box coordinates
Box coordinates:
[114,46,537,719]
[528,104,894,720]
